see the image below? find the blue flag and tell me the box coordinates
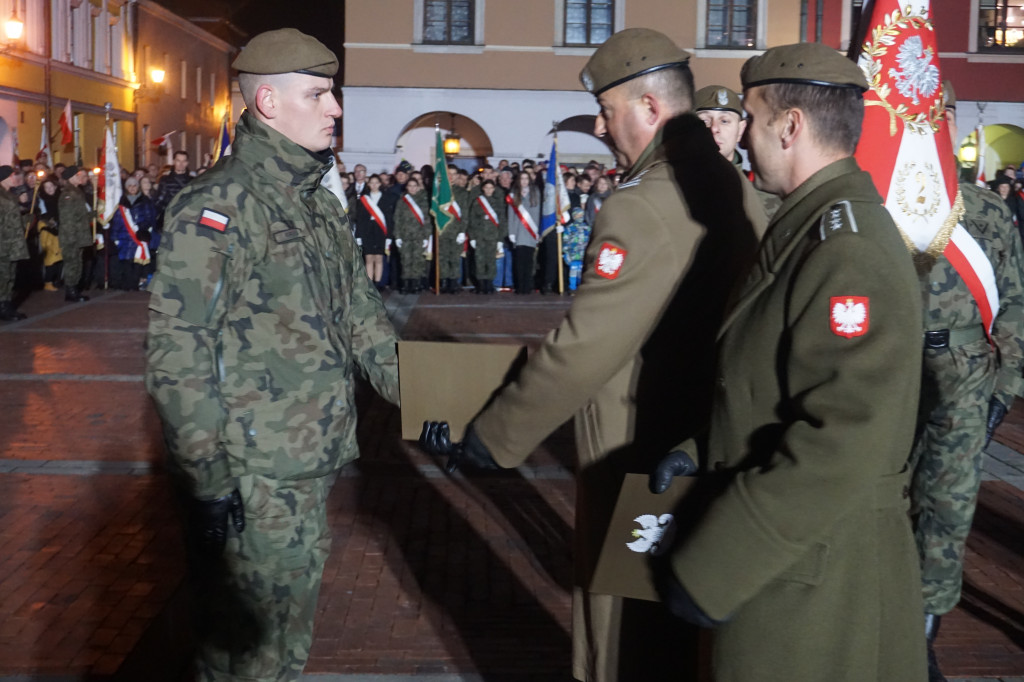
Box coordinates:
[541,138,571,239]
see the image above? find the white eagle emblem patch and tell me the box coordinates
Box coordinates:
[595,242,627,280]
[889,35,940,106]
[626,513,675,555]
[830,296,870,338]
[716,88,729,106]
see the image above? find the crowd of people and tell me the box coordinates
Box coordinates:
[0,149,204,319]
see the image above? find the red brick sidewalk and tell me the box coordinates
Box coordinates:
[2,288,1024,679]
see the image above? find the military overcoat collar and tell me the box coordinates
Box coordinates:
[622,113,707,183]
[231,111,332,194]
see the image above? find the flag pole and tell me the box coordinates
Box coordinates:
[554,122,565,295]
[25,170,43,239]
[434,123,441,295]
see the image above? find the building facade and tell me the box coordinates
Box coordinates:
[342,0,803,173]
[0,0,232,174]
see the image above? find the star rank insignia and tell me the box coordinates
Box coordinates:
[595,242,627,280]
[830,296,869,338]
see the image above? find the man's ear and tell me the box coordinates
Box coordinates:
[640,92,661,126]
[254,83,277,120]
[780,108,804,150]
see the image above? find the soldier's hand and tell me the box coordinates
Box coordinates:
[649,450,698,494]
[470,239,477,249]
[456,232,467,244]
[986,399,1009,448]
[190,489,245,557]
[419,421,499,474]
[395,238,403,248]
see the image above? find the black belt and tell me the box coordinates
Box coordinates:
[923,327,986,349]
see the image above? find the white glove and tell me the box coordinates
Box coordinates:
[395,238,403,248]
[422,239,429,249]
[470,239,477,249]
[509,234,517,245]
[456,232,466,244]
[385,238,393,250]
[497,242,504,256]
[356,237,363,246]
[556,224,564,234]
[94,233,105,249]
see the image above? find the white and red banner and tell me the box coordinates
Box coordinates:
[99,126,122,225]
[854,0,996,335]
[360,194,387,234]
[975,124,987,188]
[37,120,53,167]
[506,194,539,240]
[118,205,151,265]
[58,100,73,146]
[477,195,500,227]
[403,194,425,225]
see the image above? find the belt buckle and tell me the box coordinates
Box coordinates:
[924,329,950,349]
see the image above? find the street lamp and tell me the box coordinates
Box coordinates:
[4,9,23,41]
[150,67,165,84]
[443,114,461,156]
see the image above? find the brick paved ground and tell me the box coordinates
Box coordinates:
[2,287,1024,680]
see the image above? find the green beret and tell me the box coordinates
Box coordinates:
[942,79,956,110]
[694,85,743,115]
[61,165,80,181]
[580,28,692,96]
[741,43,867,92]
[232,28,338,77]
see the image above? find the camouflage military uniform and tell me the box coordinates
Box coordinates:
[910,181,1024,615]
[145,110,400,681]
[438,185,468,281]
[468,193,504,282]
[57,183,93,288]
[0,186,29,304]
[394,191,431,279]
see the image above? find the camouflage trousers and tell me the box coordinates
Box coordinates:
[909,340,997,615]
[473,239,497,282]
[0,258,14,302]
[438,230,462,279]
[398,242,428,279]
[59,243,84,288]
[193,474,331,682]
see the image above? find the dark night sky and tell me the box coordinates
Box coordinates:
[154,0,345,74]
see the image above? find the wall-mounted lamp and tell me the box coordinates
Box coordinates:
[443,114,461,156]
[4,9,23,41]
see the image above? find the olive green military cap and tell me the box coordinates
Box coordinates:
[694,85,743,115]
[232,28,338,77]
[942,79,956,110]
[741,42,867,91]
[580,28,692,96]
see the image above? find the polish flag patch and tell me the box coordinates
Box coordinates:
[595,242,627,280]
[830,296,869,338]
[198,209,229,232]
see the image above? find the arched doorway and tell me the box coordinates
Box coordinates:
[549,114,613,167]
[395,112,494,172]
[957,123,1024,183]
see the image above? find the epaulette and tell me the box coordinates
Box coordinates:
[617,168,650,190]
[819,200,858,240]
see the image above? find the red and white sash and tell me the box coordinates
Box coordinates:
[118,205,150,265]
[359,194,387,235]
[506,194,538,240]
[402,194,425,225]
[448,199,462,220]
[477,195,500,227]
[946,225,999,337]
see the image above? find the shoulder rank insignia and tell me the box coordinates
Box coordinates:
[617,168,650,190]
[819,200,858,240]
[199,209,230,232]
[595,242,627,280]
[830,296,869,338]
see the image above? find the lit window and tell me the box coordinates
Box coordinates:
[565,0,614,46]
[979,0,1024,50]
[423,0,474,45]
[706,0,757,48]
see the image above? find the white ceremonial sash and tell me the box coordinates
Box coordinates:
[360,194,388,234]
[478,196,499,227]
[403,194,425,225]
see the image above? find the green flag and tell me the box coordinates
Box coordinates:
[430,128,455,233]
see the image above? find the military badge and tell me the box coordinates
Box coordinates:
[626,513,675,556]
[199,209,230,232]
[716,88,728,106]
[595,242,627,279]
[830,296,870,338]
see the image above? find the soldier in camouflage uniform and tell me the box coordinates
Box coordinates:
[0,166,30,320]
[437,165,468,293]
[57,166,93,302]
[911,81,1024,682]
[144,29,400,682]
[393,176,431,293]
[467,179,504,293]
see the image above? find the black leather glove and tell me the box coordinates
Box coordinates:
[190,489,245,557]
[985,399,1008,448]
[649,450,698,494]
[651,557,721,628]
[419,421,500,473]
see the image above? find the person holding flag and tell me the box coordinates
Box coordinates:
[394,175,431,293]
[540,137,571,293]
[908,81,1024,681]
[436,163,467,293]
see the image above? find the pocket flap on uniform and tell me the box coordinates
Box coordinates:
[775,541,829,586]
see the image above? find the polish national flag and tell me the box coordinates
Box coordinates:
[58,100,73,146]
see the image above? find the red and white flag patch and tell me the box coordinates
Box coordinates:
[830,296,869,338]
[198,209,229,232]
[595,242,627,280]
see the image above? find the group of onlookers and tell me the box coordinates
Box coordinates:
[337,157,618,295]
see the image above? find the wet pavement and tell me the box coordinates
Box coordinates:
[1,287,1024,680]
